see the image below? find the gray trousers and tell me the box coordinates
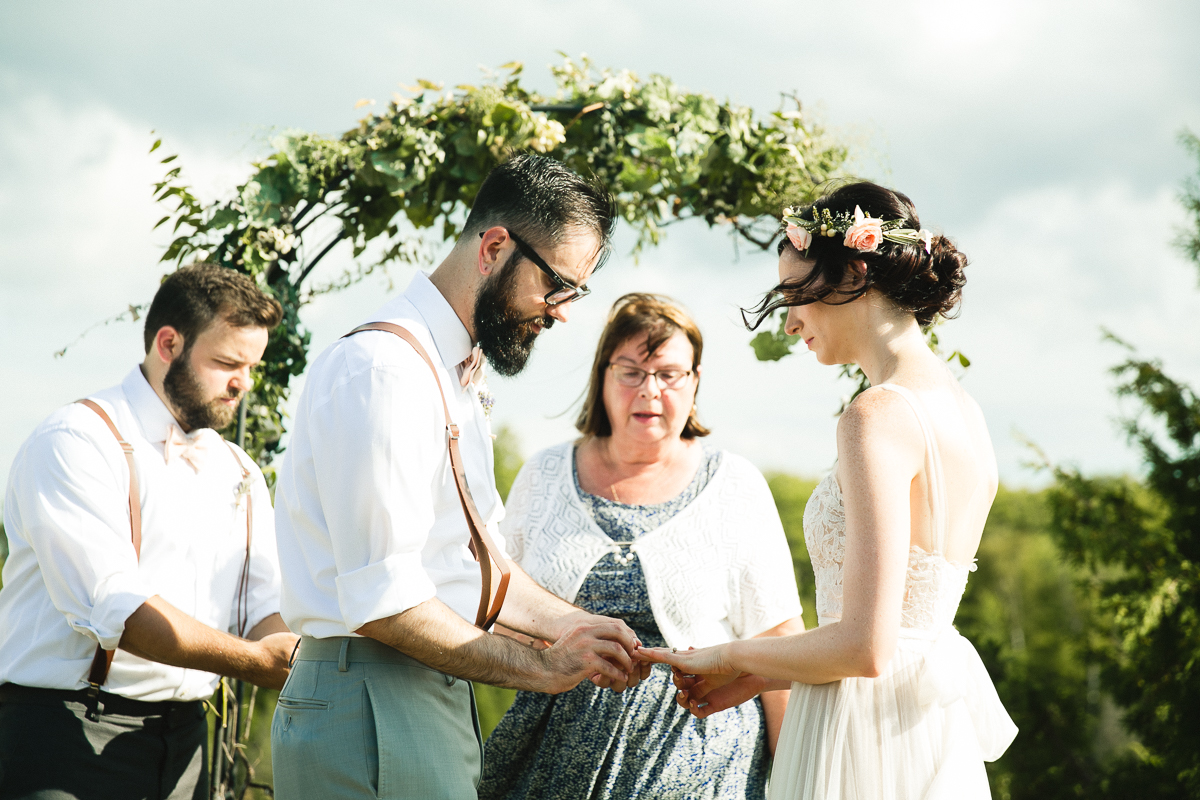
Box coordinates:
[0,684,207,800]
[271,636,483,800]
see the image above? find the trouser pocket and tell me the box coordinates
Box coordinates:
[276,696,330,711]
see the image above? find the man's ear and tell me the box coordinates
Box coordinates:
[153,326,185,365]
[477,227,510,277]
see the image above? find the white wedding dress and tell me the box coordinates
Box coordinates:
[768,384,1017,800]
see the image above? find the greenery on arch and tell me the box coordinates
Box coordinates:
[150,56,849,465]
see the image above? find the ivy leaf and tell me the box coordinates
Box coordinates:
[750,312,800,362]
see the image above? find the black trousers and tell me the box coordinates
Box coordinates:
[0,684,207,800]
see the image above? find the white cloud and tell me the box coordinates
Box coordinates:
[948,180,1200,479]
[0,79,250,491]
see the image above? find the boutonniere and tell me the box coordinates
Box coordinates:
[476,372,496,420]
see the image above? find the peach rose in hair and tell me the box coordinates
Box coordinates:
[786,222,812,252]
[844,205,883,252]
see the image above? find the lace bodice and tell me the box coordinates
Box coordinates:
[803,471,975,630]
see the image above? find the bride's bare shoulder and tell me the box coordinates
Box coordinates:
[836,387,925,462]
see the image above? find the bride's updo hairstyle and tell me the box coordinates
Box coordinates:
[746,181,968,330]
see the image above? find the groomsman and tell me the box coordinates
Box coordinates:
[0,263,298,799]
[271,154,646,799]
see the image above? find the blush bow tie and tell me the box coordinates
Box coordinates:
[164,425,213,472]
[458,346,485,388]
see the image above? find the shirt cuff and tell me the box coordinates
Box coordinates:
[78,571,155,650]
[334,553,437,632]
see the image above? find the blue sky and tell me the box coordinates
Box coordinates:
[3,0,1199,491]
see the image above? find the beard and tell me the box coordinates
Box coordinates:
[162,351,241,431]
[473,251,555,377]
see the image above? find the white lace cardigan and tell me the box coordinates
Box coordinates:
[502,442,803,650]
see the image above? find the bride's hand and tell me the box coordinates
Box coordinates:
[637,643,736,674]
[637,644,739,690]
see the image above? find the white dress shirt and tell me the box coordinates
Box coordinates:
[274,271,507,638]
[0,367,281,702]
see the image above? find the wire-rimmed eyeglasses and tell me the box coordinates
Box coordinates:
[607,363,694,389]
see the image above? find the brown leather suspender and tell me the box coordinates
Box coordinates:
[76,400,141,695]
[75,400,254,703]
[342,322,511,630]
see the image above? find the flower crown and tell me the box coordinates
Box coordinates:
[782,205,932,256]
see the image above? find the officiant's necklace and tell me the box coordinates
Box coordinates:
[599,438,689,505]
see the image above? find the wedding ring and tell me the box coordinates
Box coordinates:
[671,647,677,653]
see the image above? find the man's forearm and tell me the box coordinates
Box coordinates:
[119,596,293,689]
[356,596,556,690]
[494,563,585,641]
[357,594,637,694]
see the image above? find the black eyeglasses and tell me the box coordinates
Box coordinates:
[480,229,590,305]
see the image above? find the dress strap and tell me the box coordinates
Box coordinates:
[874,384,949,554]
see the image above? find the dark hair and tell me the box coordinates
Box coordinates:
[143,262,284,353]
[745,181,968,330]
[576,293,710,440]
[462,152,617,270]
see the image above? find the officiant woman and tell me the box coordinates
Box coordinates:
[478,293,805,800]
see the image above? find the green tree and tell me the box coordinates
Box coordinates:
[955,487,1122,800]
[1040,132,1200,797]
[1045,363,1200,797]
[150,56,848,466]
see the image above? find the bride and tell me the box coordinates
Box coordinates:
[638,181,1017,799]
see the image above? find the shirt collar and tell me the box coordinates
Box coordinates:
[120,365,187,445]
[403,271,474,370]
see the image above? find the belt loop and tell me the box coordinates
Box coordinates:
[84,683,104,722]
[337,638,350,673]
[289,637,302,668]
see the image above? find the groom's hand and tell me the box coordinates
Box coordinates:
[554,611,653,691]
[537,612,642,694]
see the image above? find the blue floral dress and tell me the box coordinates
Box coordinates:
[478,447,770,800]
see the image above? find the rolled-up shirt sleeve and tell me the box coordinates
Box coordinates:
[13,424,153,650]
[312,356,445,632]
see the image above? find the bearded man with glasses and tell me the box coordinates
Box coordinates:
[271,153,649,800]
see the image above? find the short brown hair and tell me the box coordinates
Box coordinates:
[143,263,284,353]
[576,293,710,439]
